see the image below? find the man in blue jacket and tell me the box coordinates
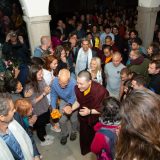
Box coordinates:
[51,69,78,145]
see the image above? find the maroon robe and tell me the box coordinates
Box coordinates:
[75,81,109,155]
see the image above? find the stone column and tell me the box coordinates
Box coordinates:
[23,15,51,56]
[136,6,160,48]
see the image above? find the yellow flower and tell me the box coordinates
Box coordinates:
[51,109,62,119]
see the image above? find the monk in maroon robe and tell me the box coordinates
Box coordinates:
[63,70,109,155]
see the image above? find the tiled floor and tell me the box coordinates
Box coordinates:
[34,125,96,160]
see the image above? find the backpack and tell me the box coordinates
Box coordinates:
[98,148,110,160]
[97,128,117,160]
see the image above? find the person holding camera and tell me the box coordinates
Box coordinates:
[2,31,30,88]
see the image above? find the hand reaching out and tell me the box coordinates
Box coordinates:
[79,107,90,116]
[63,105,72,115]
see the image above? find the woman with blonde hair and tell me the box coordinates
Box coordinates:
[88,57,103,85]
[116,89,160,160]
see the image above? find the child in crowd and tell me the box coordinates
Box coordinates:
[91,97,121,160]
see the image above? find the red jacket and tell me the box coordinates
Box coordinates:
[91,122,119,159]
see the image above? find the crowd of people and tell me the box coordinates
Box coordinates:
[0,2,160,160]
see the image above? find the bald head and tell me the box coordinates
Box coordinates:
[58,69,70,78]
[112,52,122,67]
[58,69,70,88]
[40,36,51,46]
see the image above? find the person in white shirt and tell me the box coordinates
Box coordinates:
[43,55,62,133]
[75,38,96,75]
[43,55,58,101]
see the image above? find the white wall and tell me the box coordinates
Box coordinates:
[139,0,160,8]
[19,0,50,17]
[18,0,51,55]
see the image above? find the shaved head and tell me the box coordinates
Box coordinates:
[112,52,122,67]
[77,70,92,92]
[77,70,92,82]
[112,52,122,59]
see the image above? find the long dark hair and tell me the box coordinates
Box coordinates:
[116,89,160,160]
[54,45,65,61]
[26,65,42,92]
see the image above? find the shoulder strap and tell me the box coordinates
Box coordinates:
[98,128,116,159]
[98,127,114,136]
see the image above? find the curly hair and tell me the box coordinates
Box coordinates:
[101,97,121,124]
